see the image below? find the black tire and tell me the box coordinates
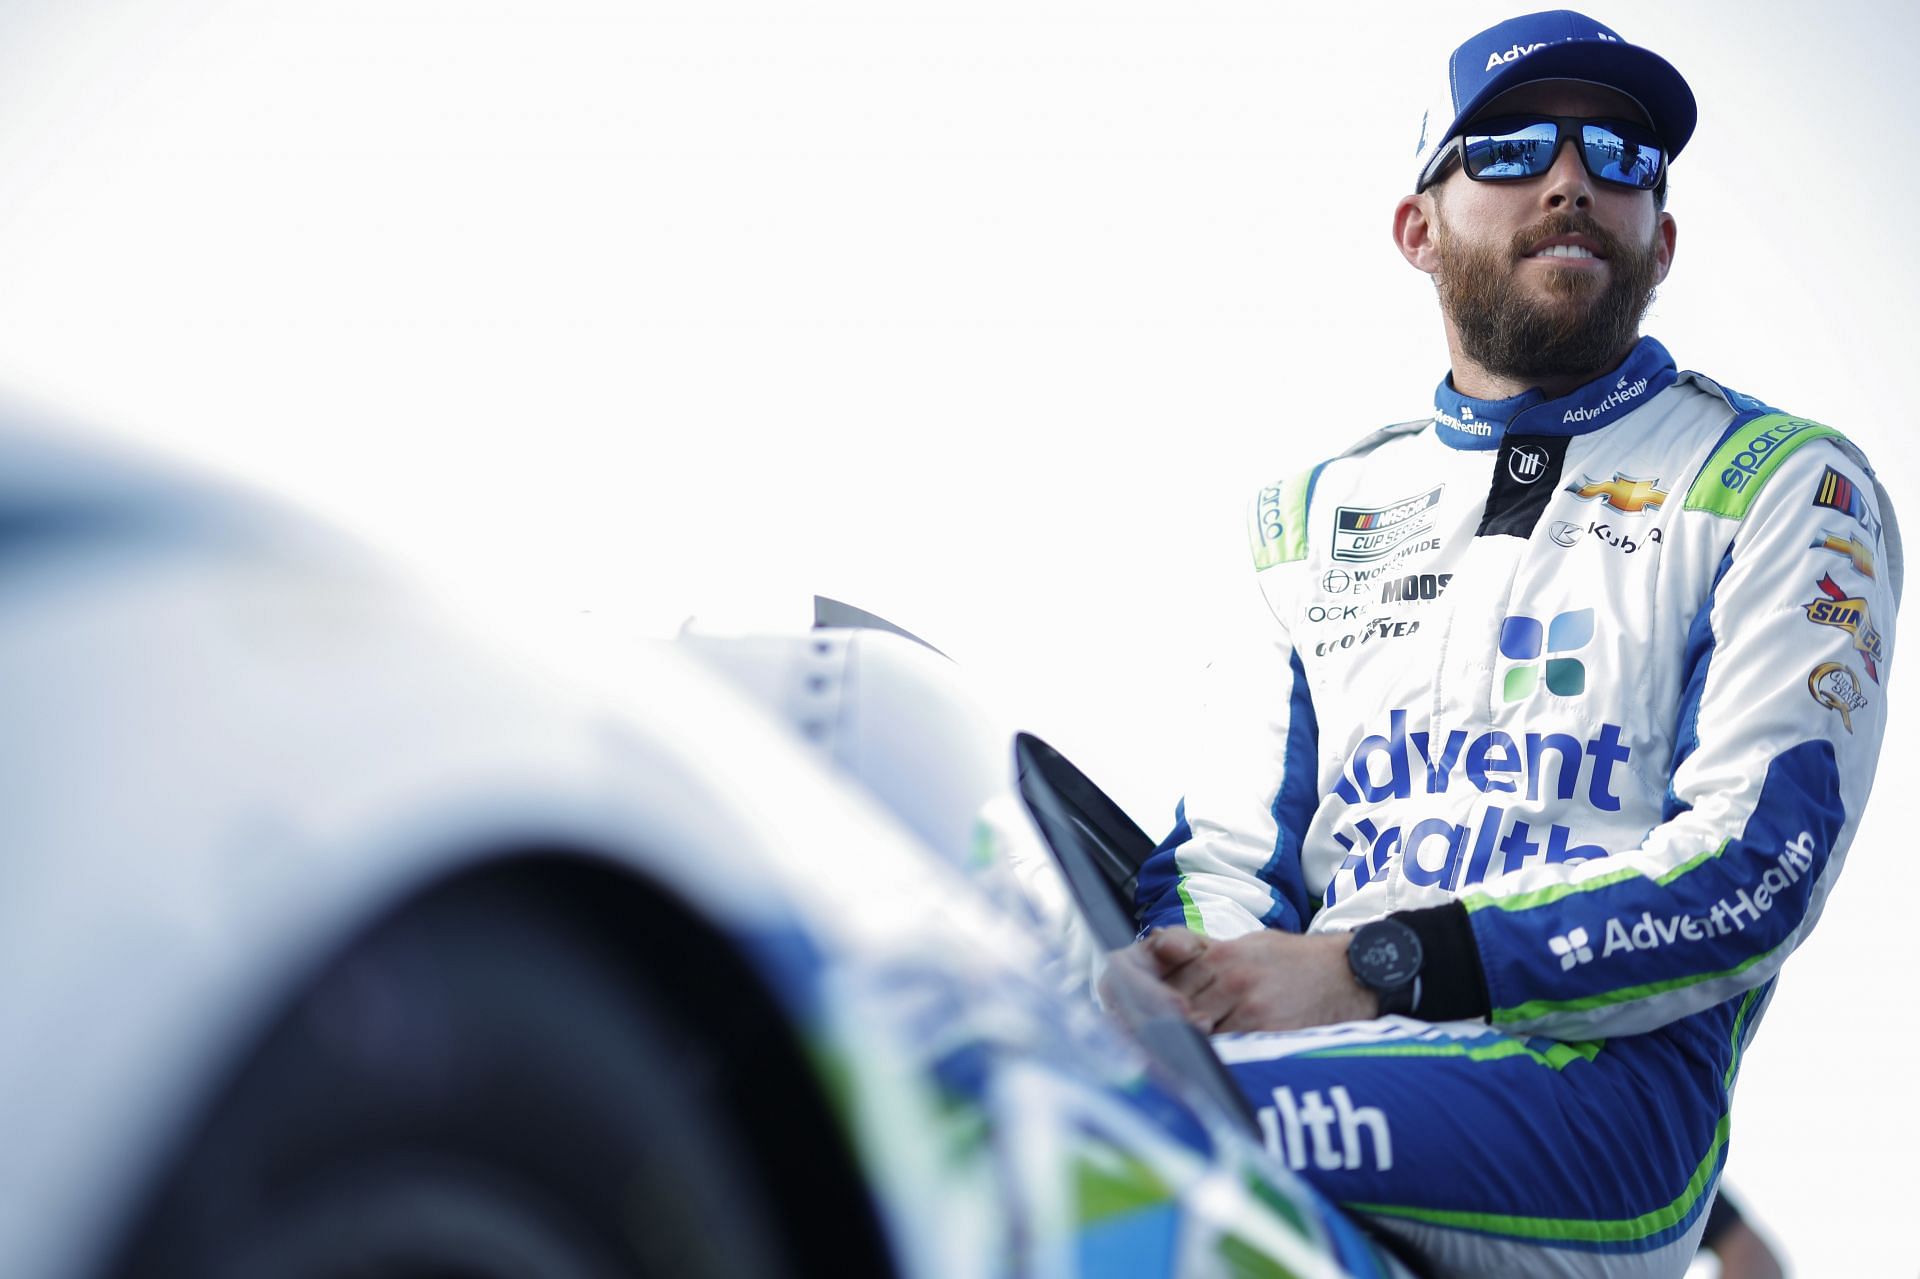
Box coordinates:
[105,874,804,1279]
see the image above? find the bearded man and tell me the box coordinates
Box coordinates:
[1128,12,1899,1278]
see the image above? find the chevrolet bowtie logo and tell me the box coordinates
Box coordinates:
[1565,473,1667,513]
[1811,529,1876,579]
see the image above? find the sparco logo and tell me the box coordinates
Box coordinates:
[1258,1086,1392,1172]
[1598,833,1819,957]
[1721,419,1826,494]
[1562,375,1650,425]
[1256,485,1285,546]
[1380,572,1452,603]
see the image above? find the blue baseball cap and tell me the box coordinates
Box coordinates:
[1413,10,1696,192]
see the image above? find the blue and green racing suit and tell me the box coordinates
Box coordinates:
[1136,336,1900,1278]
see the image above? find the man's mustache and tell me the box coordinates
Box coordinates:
[1508,213,1623,263]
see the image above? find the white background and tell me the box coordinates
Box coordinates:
[0,1,1911,1271]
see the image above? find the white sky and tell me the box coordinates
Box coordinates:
[0,1,1911,1270]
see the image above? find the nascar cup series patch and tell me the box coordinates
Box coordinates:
[1332,487,1443,563]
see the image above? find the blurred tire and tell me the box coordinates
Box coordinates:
[106,875,798,1279]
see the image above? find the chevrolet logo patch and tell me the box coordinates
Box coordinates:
[1565,473,1667,513]
[1810,529,1875,580]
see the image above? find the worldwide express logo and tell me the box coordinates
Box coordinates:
[1499,608,1595,701]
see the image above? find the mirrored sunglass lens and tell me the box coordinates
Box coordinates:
[1462,121,1559,179]
[1581,123,1664,188]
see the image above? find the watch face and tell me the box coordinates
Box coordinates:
[1354,922,1421,988]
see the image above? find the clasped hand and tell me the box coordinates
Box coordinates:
[1122,927,1379,1034]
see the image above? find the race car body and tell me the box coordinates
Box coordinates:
[0,412,1411,1279]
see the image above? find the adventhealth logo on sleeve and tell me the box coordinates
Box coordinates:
[1548,927,1594,969]
[1500,608,1595,701]
[1546,833,1821,966]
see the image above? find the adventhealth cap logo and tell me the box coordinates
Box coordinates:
[1500,608,1595,701]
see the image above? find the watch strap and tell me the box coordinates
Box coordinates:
[1389,903,1491,1021]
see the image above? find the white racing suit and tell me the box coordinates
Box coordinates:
[1135,336,1900,1277]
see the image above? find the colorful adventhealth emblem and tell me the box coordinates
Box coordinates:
[1332,486,1444,563]
[1803,575,1883,683]
[1499,607,1594,701]
[1812,465,1884,545]
[1808,661,1869,733]
[1809,529,1876,580]
[1564,472,1667,513]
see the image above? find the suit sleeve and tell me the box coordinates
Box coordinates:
[1134,484,1321,941]
[1445,436,1899,1039]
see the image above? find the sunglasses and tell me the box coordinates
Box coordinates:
[1424,114,1667,192]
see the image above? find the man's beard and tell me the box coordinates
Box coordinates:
[1434,210,1662,383]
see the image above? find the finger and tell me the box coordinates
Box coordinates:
[1143,928,1209,977]
[1157,950,1217,1003]
[1186,981,1237,1034]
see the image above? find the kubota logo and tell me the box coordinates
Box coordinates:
[1565,472,1667,513]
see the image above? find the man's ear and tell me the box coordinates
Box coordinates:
[1394,193,1443,276]
[1653,210,1677,285]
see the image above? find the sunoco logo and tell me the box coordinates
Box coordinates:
[1333,487,1444,563]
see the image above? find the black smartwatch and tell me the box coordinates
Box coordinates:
[1347,917,1424,1016]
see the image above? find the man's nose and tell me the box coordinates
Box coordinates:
[1541,133,1593,210]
